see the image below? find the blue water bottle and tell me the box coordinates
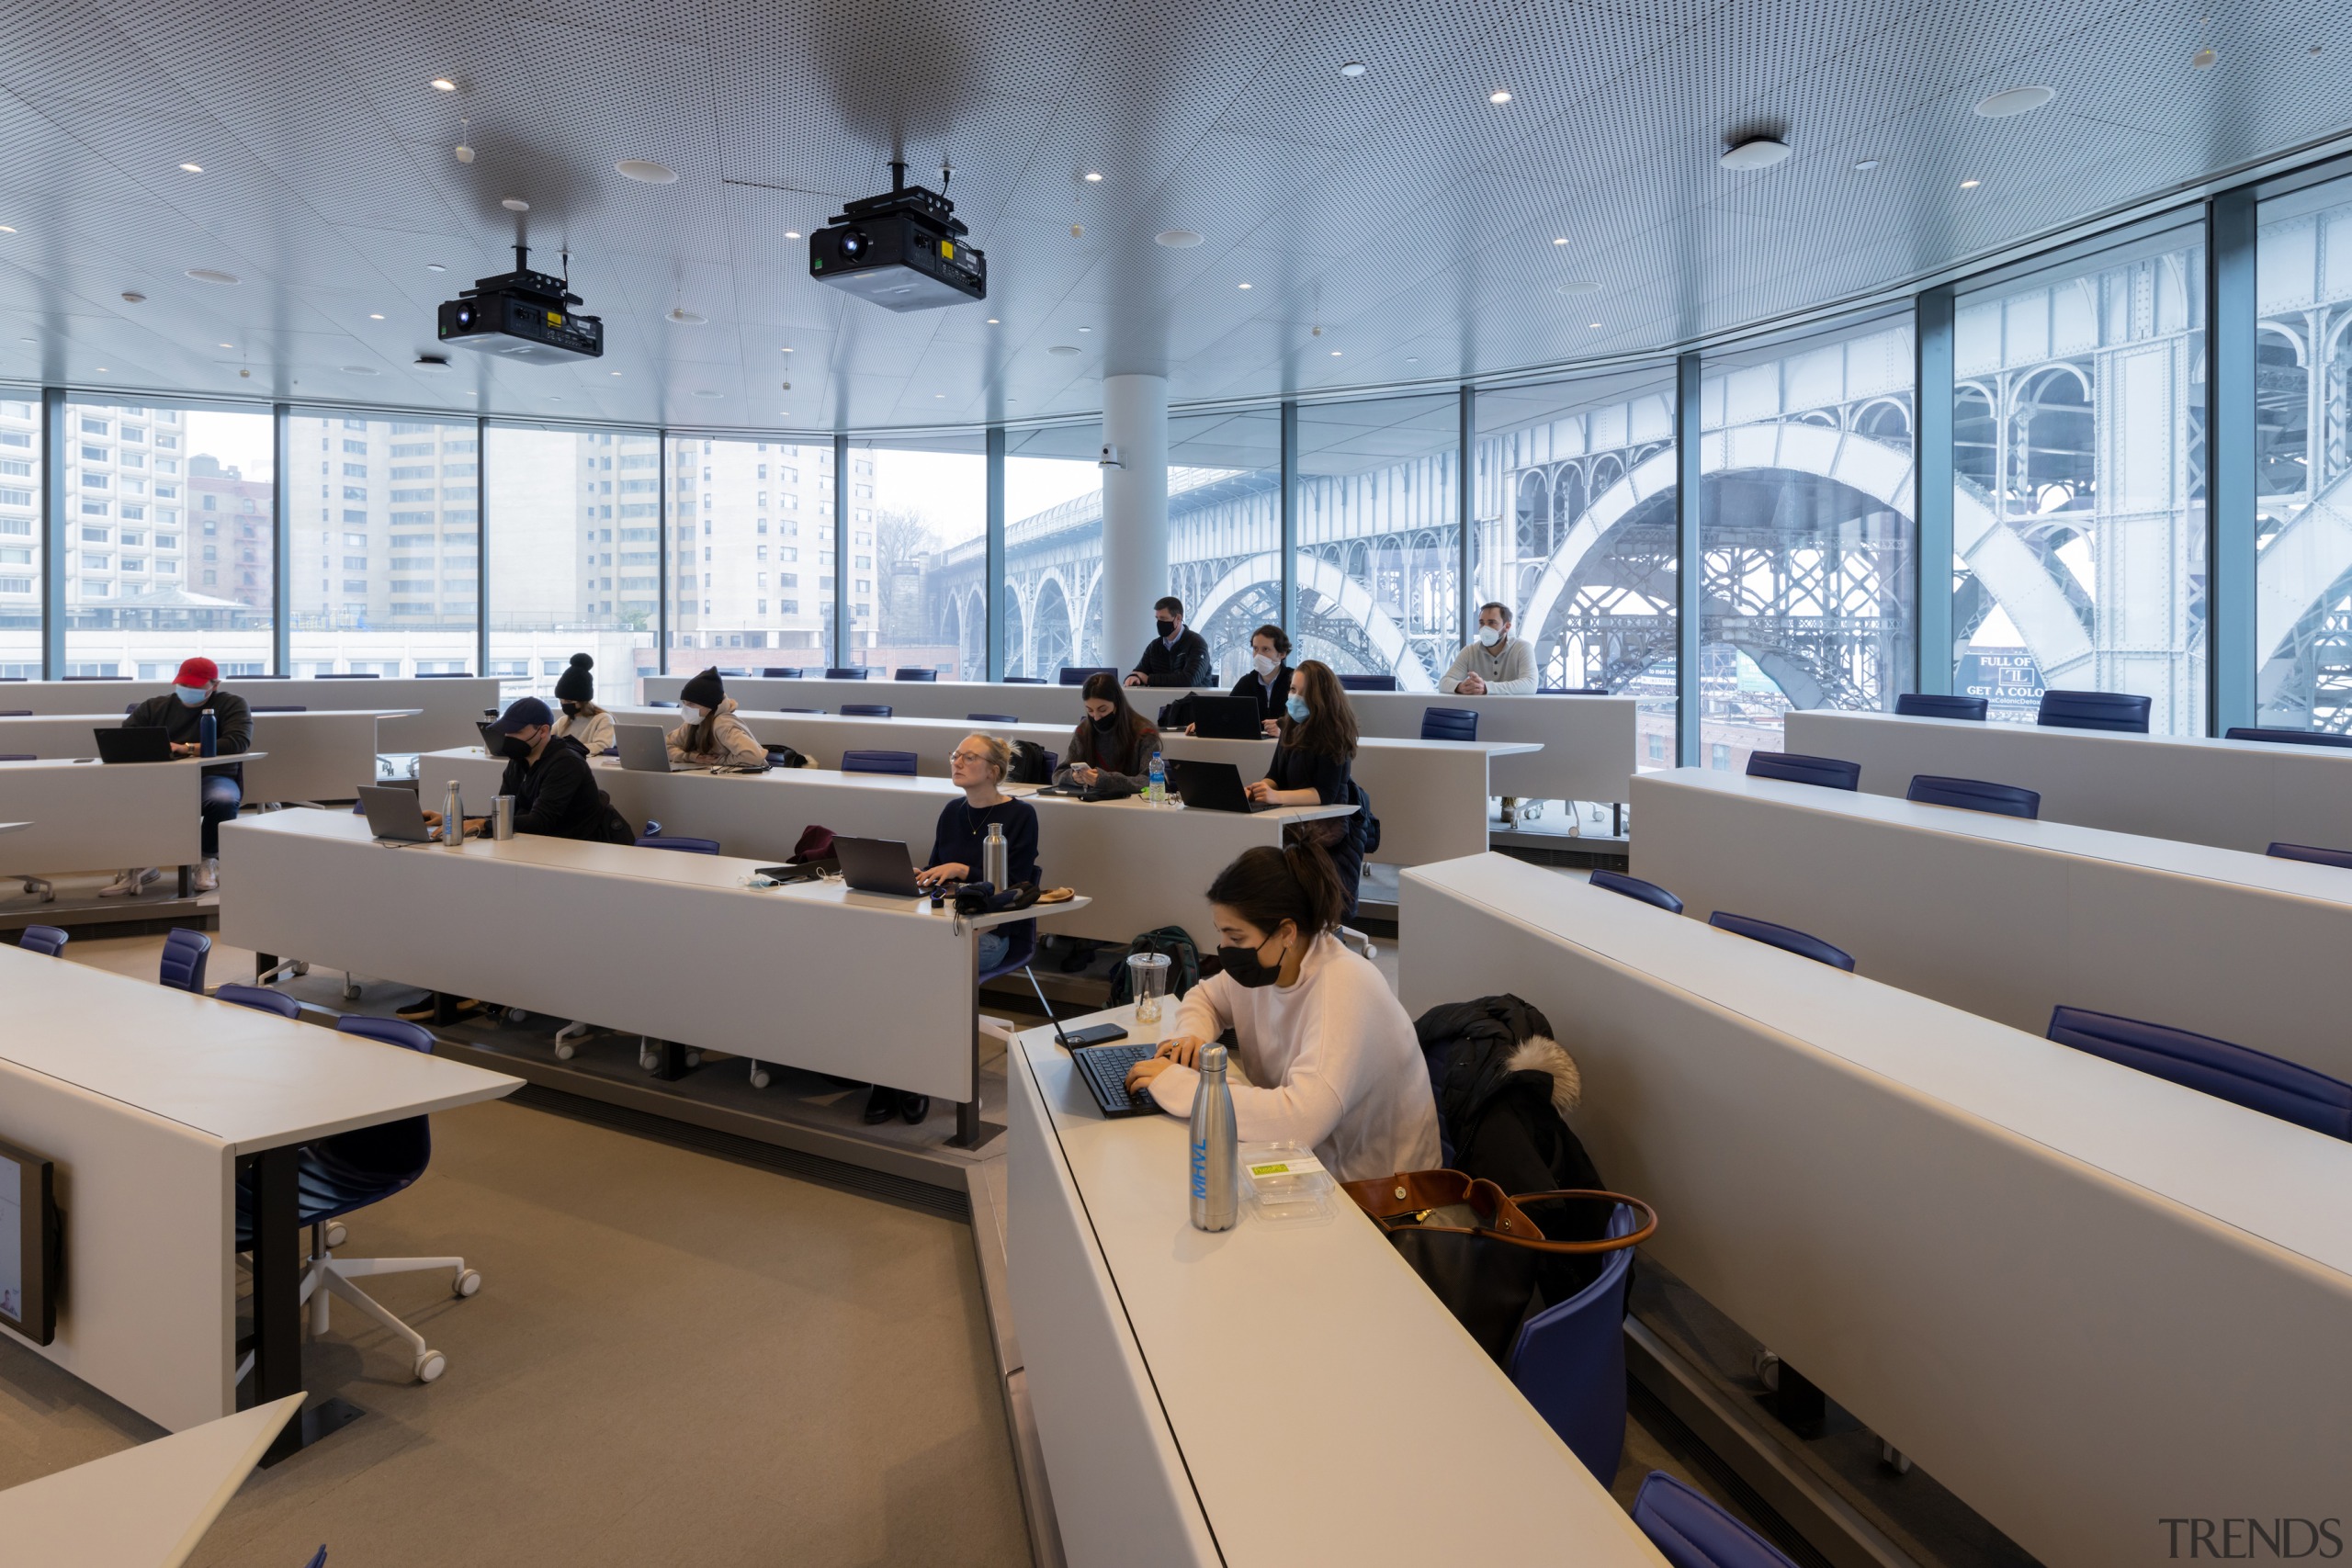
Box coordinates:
[1148,749,1166,805]
[198,710,218,758]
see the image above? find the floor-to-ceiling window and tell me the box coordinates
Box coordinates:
[1952,225,2207,732]
[851,435,986,680]
[2251,173,2352,733]
[0,393,41,677]
[1295,393,1459,684]
[1699,317,1917,767]
[1003,431,1103,679]
[65,402,273,679]
[669,435,833,675]
[484,426,659,704]
[288,412,477,680]
[1168,408,1282,685]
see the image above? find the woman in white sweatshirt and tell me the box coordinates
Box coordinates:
[1125,841,1441,1183]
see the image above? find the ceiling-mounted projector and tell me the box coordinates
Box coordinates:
[809,164,987,311]
[436,244,605,363]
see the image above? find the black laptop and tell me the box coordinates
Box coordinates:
[1165,757,1267,813]
[832,836,924,897]
[94,727,173,763]
[1189,695,1265,739]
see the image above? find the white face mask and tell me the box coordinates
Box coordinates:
[1476,625,1502,648]
[1251,653,1277,677]
[678,705,706,726]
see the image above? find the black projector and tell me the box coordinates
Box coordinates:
[437,246,605,364]
[809,175,986,311]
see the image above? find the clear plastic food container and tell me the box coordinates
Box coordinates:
[1238,1141,1336,1225]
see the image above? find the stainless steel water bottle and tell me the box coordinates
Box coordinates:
[981,821,1008,889]
[443,780,465,846]
[1189,1043,1238,1232]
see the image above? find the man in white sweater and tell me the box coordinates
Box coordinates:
[1439,602,1537,695]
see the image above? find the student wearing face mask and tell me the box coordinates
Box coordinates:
[105,656,252,897]
[1439,602,1537,695]
[1244,659,1366,916]
[1124,841,1439,1183]
[1055,671,1159,792]
[430,696,636,843]
[1215,624,1292,737]
[665,666,768,770]
[551,652,616,756]
[1125,594,1214,689]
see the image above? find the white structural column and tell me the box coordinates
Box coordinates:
[1100,374,1170,666]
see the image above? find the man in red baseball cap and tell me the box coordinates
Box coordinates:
[105,655,252,897]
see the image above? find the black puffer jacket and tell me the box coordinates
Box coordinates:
[1414,993,1604,1199]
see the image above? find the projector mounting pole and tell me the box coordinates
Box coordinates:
[513,242,530,275]
[890,160,906,193]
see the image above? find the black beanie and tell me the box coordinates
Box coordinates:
[554,652,594,702]
[679,666,725,710]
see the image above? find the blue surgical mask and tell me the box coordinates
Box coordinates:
[175,685,208,706]
[1284,694,1310,723]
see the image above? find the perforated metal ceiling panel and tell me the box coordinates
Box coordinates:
[0,0,2345,432]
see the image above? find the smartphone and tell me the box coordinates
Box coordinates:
[1058,1023,1128,1048]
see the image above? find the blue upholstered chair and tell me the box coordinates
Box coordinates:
[967,713,1020,723]
[840,703,894,717]
[249,705,309,713]
[1337,672,1399,691]
[2047,1007,2352,1140]
[2036,688,2151,733]
[1419,706,1479,742]
[894,668,939,681]
[159,928,211,992]
[842,750,919,776]
[1002,676,1046,683]
[1540,685,1610,695]
[636,833,721,854]
[2225,726,2352,749]
[216,983,301,1019]
[760,667,803,677]
[1632,1472,1802,1568]
[2267,841,2352,870]
[1057,666,1118,686]
[1707,911,1855,971]
[1589,870,1682,913]
[17,924,69,955]
[1506,1202,1642,1482]
[1894,692,1988,720]
[824,666,869,679]
[1745,751,1860,790]
[1905,773,2040,818]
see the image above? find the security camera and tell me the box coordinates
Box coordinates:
[1098,443,1123,468]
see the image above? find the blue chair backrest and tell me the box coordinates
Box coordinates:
[1057,666,1117,686]
[414,671,470,678]
[1419,705,1479,742]
[0,708,31,716]
[1589,870,1681,913]
[1002,676,1046,684]
[967,713,1021,722]
[894,668,938,682]
[1507,1203,1640,1483]
[1905,773,2040,818]
[159,928,211,993]
[1745,750,1860,790]
[17,924,70,955]
[0,753,37,761]
[840,703,894,717]
[338,1014,435,1053]
[774,707,821,714]
[1708,911,1855,971]
[1894,692,1989,720]
[824,667,869,680]
[1337,672,1399,691]
[636,834,721,854]
[2037,688,2151,733]
[322,1016,435,1180]
[249,705,309,713]
[2267,841,2352,870]
[978,919,1038,983]
[842,750,918,776]
[1632,1471,1803,1568]
[317,671,379,677]
[2225,726,2352,750]
[216,983,301,1019]
[760,667,803,678]
[2047,1007,2352,1140]
[1540,686,1609,695]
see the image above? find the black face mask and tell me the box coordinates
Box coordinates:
[1156,618,1176,638]
[1091,712,1118,732]
[1216,932,1289,988]
[499,734,533,761]
[560,701,581,717]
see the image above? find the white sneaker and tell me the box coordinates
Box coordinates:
[99,867,161,898]
[192,857,220,893]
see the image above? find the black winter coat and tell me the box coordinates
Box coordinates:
[1413,992,1605,1205]
[498,734,635,842]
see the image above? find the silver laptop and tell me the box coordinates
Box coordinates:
[357,785,436,842]
[616,723,700,773]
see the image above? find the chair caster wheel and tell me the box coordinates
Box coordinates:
[749,1066,771,1089]
[554,1042,575,1061]
[504,1007,528,1024]
[290,961,310,977]
[414,1349,447,1383]
[323,1221,349,1249]
[1881,1441,1913,1475]
[684,1049,702,1068]
[343,978,362,1000]
[1754,1349,1781,1390]
[639,1046,659,1071]
[453,1269,481,1298]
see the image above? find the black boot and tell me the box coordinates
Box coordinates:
[862,1084,898,1124]
[899,1092,932,1124]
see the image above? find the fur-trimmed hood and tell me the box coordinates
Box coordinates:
[1505,1033,1581,1121]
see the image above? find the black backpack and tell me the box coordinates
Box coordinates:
[1349,778,1382,856]
[1006,739,1054,784]
[763,744,810,770]
[1106,926,1202,1004]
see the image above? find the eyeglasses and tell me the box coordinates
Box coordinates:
[949,750,989,764]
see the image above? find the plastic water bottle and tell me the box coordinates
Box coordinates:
[443,780,465,847]
[1189,1043,1238,1232]
[198,710,218,758]
[1148,749,1166,805]
[981,821,1008,889]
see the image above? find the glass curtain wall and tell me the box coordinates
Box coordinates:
[1697,318,1917,768]
[669,435,833,674]
[1295,393,1459,683]
[2252,174,2352,732]
[851,434,986,679]
[1002,430,1104,679]
[0,392,40,676]
[1953,225,2207,731]
[1168,408,1282,685]
[288,412,477,678]
[64,402,273,678]
[484,426,659,704]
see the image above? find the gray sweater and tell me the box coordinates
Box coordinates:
[1438,637,1537,694]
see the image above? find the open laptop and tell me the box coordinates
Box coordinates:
[1165,757,1268,813]
[832,836,923,897]
[94,728,173,764]
[616,723,702,773]
[357,785,437,842]
[475,719,500,752]
[1189,694,1265,739]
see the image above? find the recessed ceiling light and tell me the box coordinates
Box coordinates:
[616,159,677,183]
[0,226,16,233]
[666,308,707,325]
[501,197,529,211]
[1329,349,1342,356]
[120,290,145,304]
[1973,85,2055,118]
[1078,326,1091,333]
[935,392,944,398]
[179,163,203,173]
[1555,280,1602,296]
[368,312,384,320]
[610,369,622,376]
[186,267,239,285]
[218,342,232,348]
[1238,281,1252,290]
[1961,177,1982,189]
[1719,138,1792,171]
[1488,90,1511,104]
[1552,236,1568,246]
[341,365,379,375]
[1155,229,1204,248]
[985,318,999,324]
[95,367,107,373]
[1339,61,1367,77]
[426,263,447,273]
[432,78,457,92]
[784,229,800,239]
[1049,344,1081,356]
[1083,170,1102,182]
[1853,158,1882,171]
[1589,321,1602,329]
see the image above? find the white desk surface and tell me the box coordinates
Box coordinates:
[0,754,266,874]
[0,943,521,1153]
[1010,1010,1663,1568]
[0,752,269,772]
[0,1394,300,1568]
[613,704,1537,758]
[0,708,419,722]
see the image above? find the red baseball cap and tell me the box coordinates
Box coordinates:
[173,657,219,687]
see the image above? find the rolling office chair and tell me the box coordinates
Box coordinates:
[159,928,212,992]
[2046,1007,2352,1140]
[1745,751,1860,790]
[967,713,1021,723]
[1057,666,1117,685]
[233,1015,481,1387]
[6,816,52,897]
[216,984,301,1019]
[1002,675,1046,683]
[824,666,869,680]
[893,668,939,681]
[1337,672,1400,691]
[1894,692,1989,720]
[2225,725,2352,749]
[633,832,722,854]
[2267,841,2352,870]
[1707,912,1855,972]
[1904,773,2041,818]
[0,708,30,716]
[249,705,308,713]
[1631,1472,1803,1568]
[17,924,69,955]
[839,703,894,717]
[1419,706,1480,742]
[1539,685,1609,694]
[1589,870,1682,913]
[1505,1201,1644,1482]
[842,750,919,776]
[760,667,803,678]
[2036,688,2151,733]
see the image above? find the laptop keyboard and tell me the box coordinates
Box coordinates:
[1072,1043,1162,1116]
